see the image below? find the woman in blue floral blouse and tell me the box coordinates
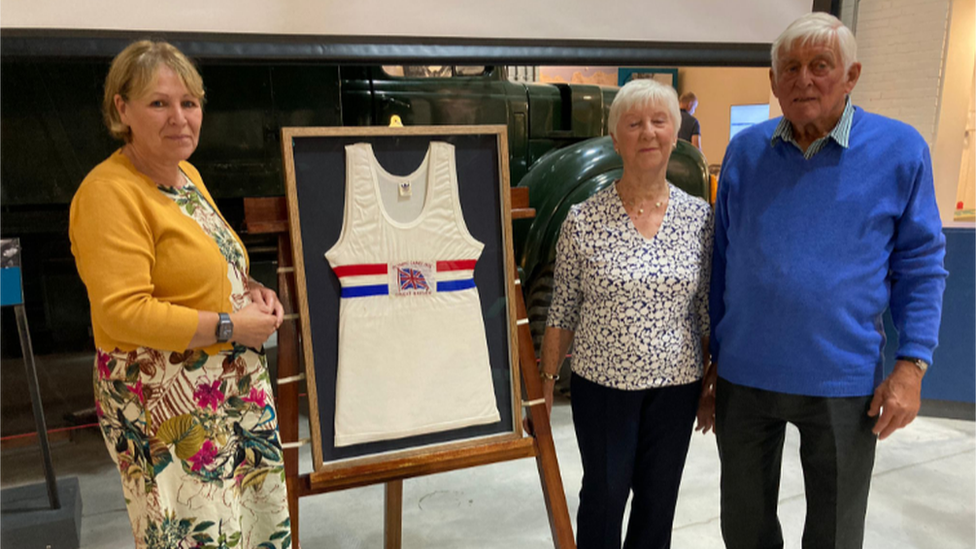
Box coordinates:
[539,78,714,549]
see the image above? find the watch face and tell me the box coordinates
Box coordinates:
[217,315,233,342]
[901,357,928,372]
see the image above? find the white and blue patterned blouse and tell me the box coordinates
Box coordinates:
[547,183,714,390]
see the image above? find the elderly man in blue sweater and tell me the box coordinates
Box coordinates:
[699,12,947,549]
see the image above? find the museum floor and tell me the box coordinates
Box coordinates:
[1,353,974,549]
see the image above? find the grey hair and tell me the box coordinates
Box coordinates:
[771,12,857,75]
[607,78,681,139]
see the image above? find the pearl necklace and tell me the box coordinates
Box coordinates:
[622,193,666,217]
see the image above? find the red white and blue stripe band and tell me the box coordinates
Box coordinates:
[333,260,477,298]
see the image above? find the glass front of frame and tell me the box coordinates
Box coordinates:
[283,127,520,470]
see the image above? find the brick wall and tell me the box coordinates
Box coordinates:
[850,0,951,147]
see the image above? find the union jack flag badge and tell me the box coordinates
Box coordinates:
[392,261,434,296]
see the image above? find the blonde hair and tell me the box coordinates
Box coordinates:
[771,12,857,76]
[607,78,681,139]
[102,40,205,141]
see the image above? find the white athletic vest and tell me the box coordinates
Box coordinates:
[325,142,501,447]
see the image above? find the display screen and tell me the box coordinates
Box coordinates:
[730,104,771,140]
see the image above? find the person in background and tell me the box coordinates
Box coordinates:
[540,78,713,548]
[678,92,702,150]
[69,40,291,548]
[699,12,947,548]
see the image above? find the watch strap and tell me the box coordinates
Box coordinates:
[897,356,929,374]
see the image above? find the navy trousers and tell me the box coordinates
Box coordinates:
[571,373,700,549]
[715,377,877,549]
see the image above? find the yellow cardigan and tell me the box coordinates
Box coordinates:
[70,150,249,354]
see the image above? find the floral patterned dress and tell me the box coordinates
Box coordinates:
[93,177,291,549]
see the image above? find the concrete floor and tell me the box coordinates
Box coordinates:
[2,390,974,549]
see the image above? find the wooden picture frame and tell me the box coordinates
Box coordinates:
[281,125,523,472]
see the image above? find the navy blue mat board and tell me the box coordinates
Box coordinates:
[289,132,516,464]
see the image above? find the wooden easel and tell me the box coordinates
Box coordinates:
[243,187,575,549]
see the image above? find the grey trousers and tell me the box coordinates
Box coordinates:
[715,377,877,549]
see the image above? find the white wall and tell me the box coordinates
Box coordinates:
[678,67,772,165]
[850,0,951,148]
[850,0,975,225]
[956,69,975,218]
[932,0,975,223]
[0,0,810,44]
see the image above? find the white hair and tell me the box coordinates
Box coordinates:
[771,12,857,75]
[607,78,681,139]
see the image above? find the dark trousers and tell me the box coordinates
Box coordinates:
[715,377,878,549]
[571,373,700,549]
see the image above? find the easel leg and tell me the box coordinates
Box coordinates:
[514,277,576,549]
[277,234,302,547]
[528,416,574,549]
[286,479,300,547]
[384,480,403,549]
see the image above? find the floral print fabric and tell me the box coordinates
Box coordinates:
[547,183,714,390]
[93,176,290,549]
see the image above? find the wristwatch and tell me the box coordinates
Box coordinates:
[215,312,234,343]
[898,356,929,374]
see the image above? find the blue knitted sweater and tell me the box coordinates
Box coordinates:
[709,107,947,397]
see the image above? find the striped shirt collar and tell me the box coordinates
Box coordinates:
[771,96,854,159]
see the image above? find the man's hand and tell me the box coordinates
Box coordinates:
[867,360,924,440]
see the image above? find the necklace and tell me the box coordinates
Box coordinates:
[622,194,665,216]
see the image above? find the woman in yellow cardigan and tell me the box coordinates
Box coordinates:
[69,41,291,549]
